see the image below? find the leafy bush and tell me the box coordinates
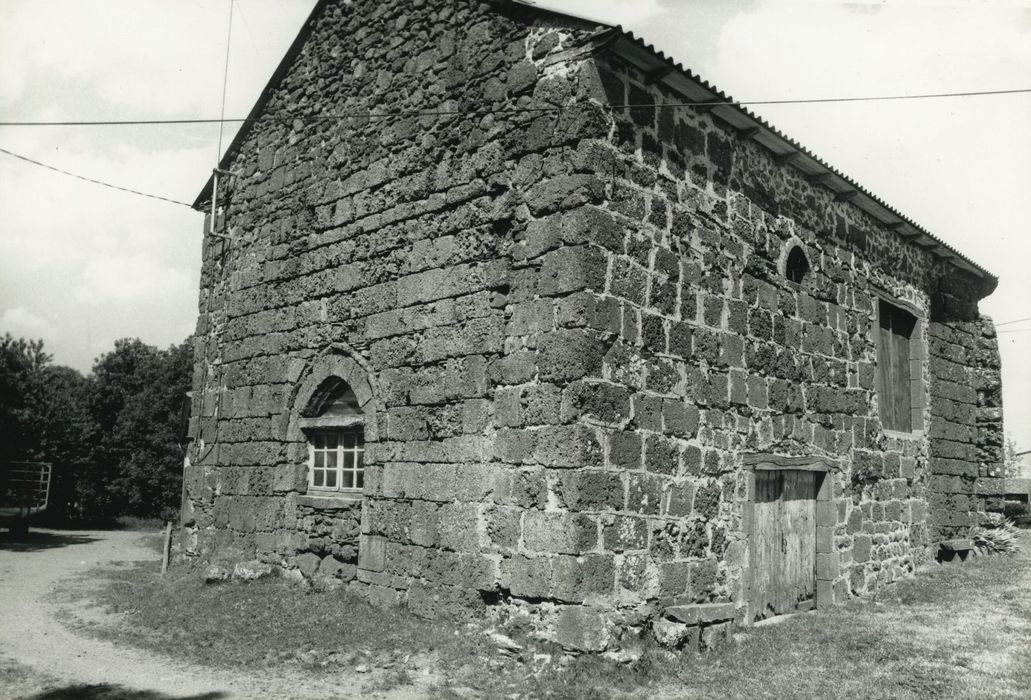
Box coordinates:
[972,518,1021,555]
[1002,501,1030,521]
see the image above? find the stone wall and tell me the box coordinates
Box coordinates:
[182,0,613,615]
[182,0,1001,653]
[505,47,999,641]
[925,312,1005,541]
[290,495,361,582]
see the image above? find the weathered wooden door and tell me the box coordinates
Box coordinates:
[752,470,818,620]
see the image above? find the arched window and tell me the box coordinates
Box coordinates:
[785,245,810,284]
[299,378,364,493]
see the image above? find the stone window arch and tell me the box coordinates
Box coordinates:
[287,349,380,496]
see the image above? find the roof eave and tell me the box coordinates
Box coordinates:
[605,31,996,291]
[507,1,995,292]
[192,0,330,210]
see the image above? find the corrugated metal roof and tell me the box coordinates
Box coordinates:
[508,0,996,290]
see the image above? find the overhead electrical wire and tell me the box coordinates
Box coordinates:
[0,145,193,208]
[1,85,1030,209]
[996,316,1031,327]
[215,0,234,162]
[0,87,1029,127]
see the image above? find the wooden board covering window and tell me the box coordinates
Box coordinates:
[877,299,917,432]
[753,470,817,620]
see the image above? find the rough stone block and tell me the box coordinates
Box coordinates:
[485,506,521,551]
[631,393,663,431]
[525,175,606,216]
[534,424,603,468]
[539,329,607,383]
[495,428,537,464]
[662,400,700,438]
[608,431,643,470]
[232,560,274,581]
[551,554,615,601]
[204,565,231,584]
[523,511,597,555]
[318,556,354,580]
[358,534,387,573]
[853,535,872,563]
[296,552,321,578]
[601,515,648,552]
[439,503,479,552]
[645,435,679,475]
[556,606,610,652]
[507,554,552,599]
[652,618,698,650]
[658,562,690,600]
[561,381,631,425]
[557,470,625,511]
[626,473,664,515]
[816,552,839,580]
[665,481,695,517]
[538,245,608,297]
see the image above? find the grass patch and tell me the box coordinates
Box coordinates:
[71,532,1031,699]
[76,560,467,679]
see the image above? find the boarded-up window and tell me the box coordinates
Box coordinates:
[876,300,917,432]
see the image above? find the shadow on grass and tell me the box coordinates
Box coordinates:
[0,531,100,553]
[23,686,225,700]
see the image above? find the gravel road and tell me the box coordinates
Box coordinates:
[0,529,427,699]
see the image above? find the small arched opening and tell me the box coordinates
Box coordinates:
[785,245,811,284]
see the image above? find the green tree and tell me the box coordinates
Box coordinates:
[35,365,93,523]
[0,334,53,462]
[85,337,193,521]
[2,333,192,524]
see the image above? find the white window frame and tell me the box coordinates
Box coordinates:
[307,425,365,493]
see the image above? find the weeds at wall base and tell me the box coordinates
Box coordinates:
[66,531,1031,699]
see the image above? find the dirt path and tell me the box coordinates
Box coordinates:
[0,529,429,700]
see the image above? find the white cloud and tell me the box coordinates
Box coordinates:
[532,0,665,30]
[708,1,1031,448]
[1,307,53,338]
[76,254,193,305]
[0,0,315,372]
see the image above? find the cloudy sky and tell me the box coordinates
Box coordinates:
[1,0,1028,447]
